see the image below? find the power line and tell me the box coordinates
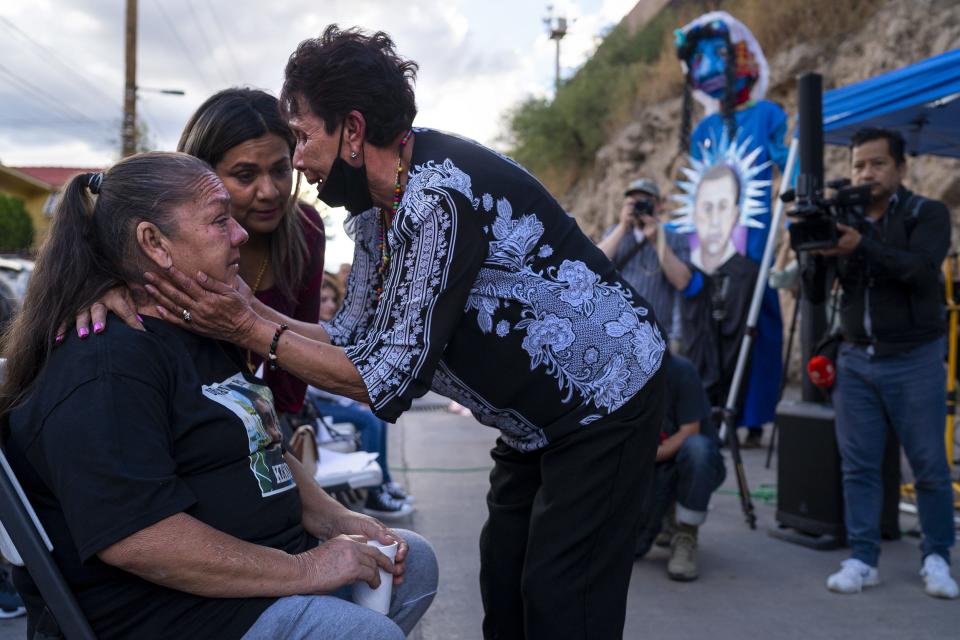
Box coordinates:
[0,16,121,115]
[200,0,244,83]
[0,65,112,137]
[0,118,113,126]
[149,0,216,91]
[183,0,231,86]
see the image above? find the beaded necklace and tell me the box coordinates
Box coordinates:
[375,130,413,299]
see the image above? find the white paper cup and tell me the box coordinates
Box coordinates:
[351,540,398,614]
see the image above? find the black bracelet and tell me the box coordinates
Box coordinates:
[268,323,288,371]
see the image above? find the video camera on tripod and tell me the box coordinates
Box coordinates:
[783,74,873,252]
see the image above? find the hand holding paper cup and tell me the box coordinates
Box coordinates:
[352,540,399,614]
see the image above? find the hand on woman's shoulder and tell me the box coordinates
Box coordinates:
[55,314,173,383]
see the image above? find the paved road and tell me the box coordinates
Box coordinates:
[1,393,955,639]
[397,394,957,640]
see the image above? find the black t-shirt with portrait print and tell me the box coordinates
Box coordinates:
[5,315,310,640]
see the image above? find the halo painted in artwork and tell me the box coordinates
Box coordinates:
[670,127,772,236]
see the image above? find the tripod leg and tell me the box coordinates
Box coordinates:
[723,411,757,529]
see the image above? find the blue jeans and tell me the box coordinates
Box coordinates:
[635,434,726,555]
[834,337,955,567]
[312,397,392,484]
[241,530,438,639]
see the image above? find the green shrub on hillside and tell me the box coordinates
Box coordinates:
[0,194,34,251]
[505,4,687,179]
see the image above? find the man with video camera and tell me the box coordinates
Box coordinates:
[598,178,691,347]
[801,127,957,599]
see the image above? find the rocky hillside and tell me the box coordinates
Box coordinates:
[563,0,960,244]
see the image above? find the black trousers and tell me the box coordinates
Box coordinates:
[479,366,665,640]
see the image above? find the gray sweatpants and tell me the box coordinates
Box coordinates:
[241,530,438,640]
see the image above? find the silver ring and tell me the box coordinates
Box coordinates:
[181,308,192,323]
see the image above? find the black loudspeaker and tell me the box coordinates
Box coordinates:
[770,399,900,549]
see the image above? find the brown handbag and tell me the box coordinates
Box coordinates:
[288,424,319,479]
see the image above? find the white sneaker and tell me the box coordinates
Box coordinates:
[827,559,880,594]
[921,554,959,599]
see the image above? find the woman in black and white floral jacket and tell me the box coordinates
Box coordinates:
[139,25,668,640]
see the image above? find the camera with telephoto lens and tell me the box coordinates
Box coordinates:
[783,178,872,252]
[632,199,655,219]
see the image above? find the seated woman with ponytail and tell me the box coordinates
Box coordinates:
[0,153,436,640]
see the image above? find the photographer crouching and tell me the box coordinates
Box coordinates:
[801,127,957,599]
[597,178,691,349]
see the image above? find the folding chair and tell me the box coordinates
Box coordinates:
[0,359,96,639]
[314,448,383,507]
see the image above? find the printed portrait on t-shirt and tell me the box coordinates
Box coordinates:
[202,374,295,497]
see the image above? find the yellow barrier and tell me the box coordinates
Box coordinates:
[945,256,958,469]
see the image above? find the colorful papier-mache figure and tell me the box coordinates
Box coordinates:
[672,11,787,435]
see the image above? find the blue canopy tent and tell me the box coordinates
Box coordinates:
[821,47,960,157]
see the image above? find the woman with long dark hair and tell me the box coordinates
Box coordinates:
[0,152,436,639]
[178,88,325,426]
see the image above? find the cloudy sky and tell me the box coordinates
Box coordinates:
[0,0,637,264]
[0,0,637,165]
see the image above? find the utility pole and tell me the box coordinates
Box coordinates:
[543,6,568,96]
[122,0,137,157]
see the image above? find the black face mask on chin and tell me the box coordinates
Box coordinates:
[316,124,374,214]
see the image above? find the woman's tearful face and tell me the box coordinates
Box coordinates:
[168,174,249,284]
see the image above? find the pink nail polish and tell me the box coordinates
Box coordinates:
[136,314,144,323]
[78,327,89,339]
[93,322,104,334]
[55,334,64,344]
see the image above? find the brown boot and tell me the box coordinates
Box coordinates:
[667,523,699,582]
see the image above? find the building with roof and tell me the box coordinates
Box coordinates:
[0,165,102,249]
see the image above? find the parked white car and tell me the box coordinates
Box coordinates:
[0,256,33,302]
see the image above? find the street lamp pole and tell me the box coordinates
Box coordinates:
[138,88,186,96]
[543,6,568,95]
